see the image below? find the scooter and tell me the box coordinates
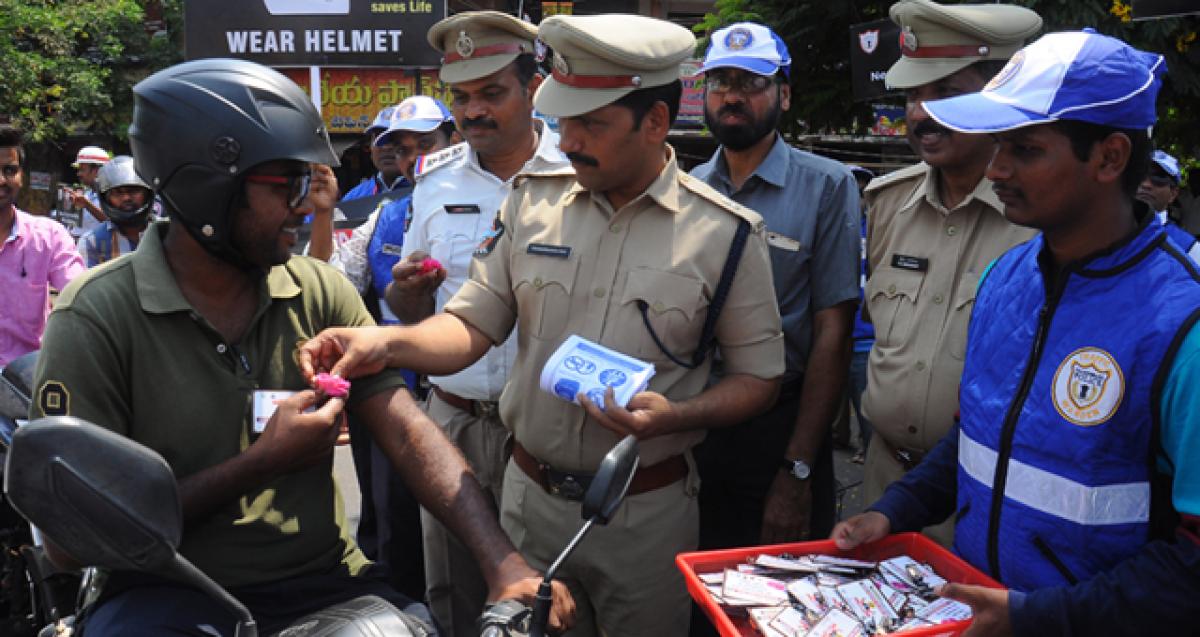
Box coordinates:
[3,413,640,637]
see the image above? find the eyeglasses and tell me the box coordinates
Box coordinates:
[244,172,311,209]
[0,165,20,178]
[1147,174,1176,188]
[704,73,776,95]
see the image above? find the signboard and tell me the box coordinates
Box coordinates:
[678,61,704,128]
[280,68,452,134]
[185,0,446,67]
[1133,0,1200,19]
[849,19,901,101]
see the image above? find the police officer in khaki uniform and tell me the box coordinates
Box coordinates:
[300,14,784,636]
[393,12,572,637]
[860,0,1040,545]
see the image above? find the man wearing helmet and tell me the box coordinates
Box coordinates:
[77,155,158,267]
[29,59,574,635]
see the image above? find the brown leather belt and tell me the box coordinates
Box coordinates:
[432,385,499,418]
[881,437,926,471]
[512,441,687,501]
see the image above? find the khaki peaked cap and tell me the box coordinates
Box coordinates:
[428,11,539,84]
[534,14,695,118]
[886,0,1042,89]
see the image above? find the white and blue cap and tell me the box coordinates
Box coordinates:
[373,96,454,147]
[1151,150,1182,183]
[923,30,1165,134]
[367,105,397,133]
[699,22,791,78]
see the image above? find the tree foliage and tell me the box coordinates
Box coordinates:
[0,0,184,143]
[694,0,1200,157]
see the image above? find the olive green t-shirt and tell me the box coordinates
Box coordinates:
[30,222,404,588]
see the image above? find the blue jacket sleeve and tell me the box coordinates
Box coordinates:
[1009,321,1200,635]
[868,424,959,532]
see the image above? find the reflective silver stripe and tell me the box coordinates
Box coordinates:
[958,432,1149,525]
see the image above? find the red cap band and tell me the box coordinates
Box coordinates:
[551,68,643,89]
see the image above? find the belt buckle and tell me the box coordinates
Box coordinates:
[475,400,498,419]
[546,472,589,501]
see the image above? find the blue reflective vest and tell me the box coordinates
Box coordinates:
[367,196,411,309]
[955,218,1200,592]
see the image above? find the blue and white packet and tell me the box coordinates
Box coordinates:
[539,335,655,410]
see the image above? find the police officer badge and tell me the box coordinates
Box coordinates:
[456,30,475,58]
[1052,347,1125,426]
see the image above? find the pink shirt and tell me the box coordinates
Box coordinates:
[1,208,86,366]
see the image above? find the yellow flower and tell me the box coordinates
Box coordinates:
[1178,31,1197,53]
[1110,0,1133,22]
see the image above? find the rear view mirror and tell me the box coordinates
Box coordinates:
[4,417,181,571]
[582,434,639,524]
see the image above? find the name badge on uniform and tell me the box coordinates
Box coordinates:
[891,254,929,272]
[527,243,572,259]
[766,231,801,252]
[444,204,481,215]
[380,243,403,257]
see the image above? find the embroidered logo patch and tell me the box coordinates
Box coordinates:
[474,213,505,257]
[1052,347,1124,426]
[37,381,70,416]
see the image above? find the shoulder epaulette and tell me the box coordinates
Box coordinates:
[414,142,469,180]
[512,165,576,189]
[864,162,926,194]
[678,171,765,231]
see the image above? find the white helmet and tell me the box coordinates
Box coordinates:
[72,146,111,168]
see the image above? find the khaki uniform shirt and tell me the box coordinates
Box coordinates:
[861,163,1036,452]
[445,147,784,471]
[31,222,403,587]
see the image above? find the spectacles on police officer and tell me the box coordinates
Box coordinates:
[1146,173,1176,188]
[243,172,312,209]
[704,71,778,95]
[0,165,20,179]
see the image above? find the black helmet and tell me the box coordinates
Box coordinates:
[129,58,337,264]
[96,155,154,225]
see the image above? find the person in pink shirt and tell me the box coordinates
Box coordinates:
[0,126,85,366]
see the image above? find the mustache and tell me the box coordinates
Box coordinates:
[717,103,749,118]
[912,119,953,138]
[462,117,498,130]
[566,152,599,168]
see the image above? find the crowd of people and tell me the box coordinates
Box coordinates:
[0,0,1197,635]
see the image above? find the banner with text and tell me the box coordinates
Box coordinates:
[280,67,453,134]
[185,0,446,67]
[849,19,901,101]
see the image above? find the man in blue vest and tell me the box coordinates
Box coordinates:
[832,30,1200,635]
[342,105,411,201]
[1139,149,1200,262]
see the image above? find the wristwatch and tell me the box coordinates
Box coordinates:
[780,458,812,481]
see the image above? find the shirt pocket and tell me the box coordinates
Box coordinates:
[616,268,706,362]
[512,253,579,341]
[865,268,924,350]
[948,272,982,360]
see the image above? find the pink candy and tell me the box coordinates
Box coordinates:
[420,257,442,274]
[314,373,351,398]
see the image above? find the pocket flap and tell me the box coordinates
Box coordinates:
[513,252,579,295]
[620,269,705,322]
[866,268,924,303]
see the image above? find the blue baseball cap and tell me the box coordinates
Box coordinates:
[1151,150,1181,183]
[366,106,396,133]
[374,96,454,147]
[922,30,1164,134]
[699,22,791,79]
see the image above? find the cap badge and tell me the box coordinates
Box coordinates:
[552,51,570,76]
[455,30,475,58]
[725,27,753,51]
[398,102,417,120]
[534,38,548,63]
[900,26,919,52]
[984,50,1024,91]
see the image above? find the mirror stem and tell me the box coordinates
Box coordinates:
[531,517,597,637]
[167,554,258,637]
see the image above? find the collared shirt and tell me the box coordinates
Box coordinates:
[403,123,570,400]
[31,221,402,587]
[861,162,1036,451]
[0,207,85,366]
[77,189,103,237]
[446,146,784,470]
[691,134,860,379]
[77,219,152,267]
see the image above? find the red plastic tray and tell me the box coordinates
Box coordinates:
[676,533,1003,637]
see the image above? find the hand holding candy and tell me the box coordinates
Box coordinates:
[419,257,443,274]
[313,372,351,398]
